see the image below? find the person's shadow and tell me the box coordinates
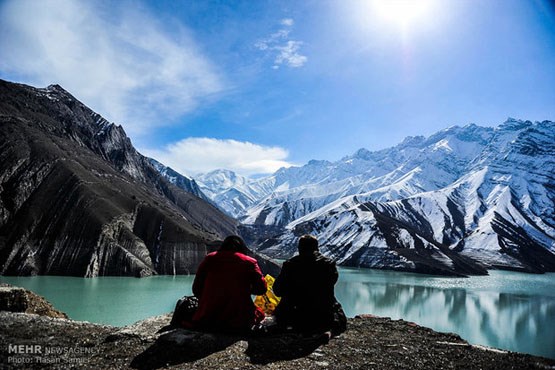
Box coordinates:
[246,332,327,364]
[130,329,239,369]
[130,327,327,369]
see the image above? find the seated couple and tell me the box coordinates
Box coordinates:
[184,234,346,339]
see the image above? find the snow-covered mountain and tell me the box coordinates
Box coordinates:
[243,123,498,226]
[148,158,211,203]
[195,119,555,275]
[195,169,275,217]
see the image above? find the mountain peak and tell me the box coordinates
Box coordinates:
[307,159,331,166]
[42,83,74,99]
[399,135,426,147]
[209,169,238,176]
[196,169,248,189]
[352,148,371,159]
[46,84,66,92]
[499,118,532,131]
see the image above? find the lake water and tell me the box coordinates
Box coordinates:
[2,268,554,359]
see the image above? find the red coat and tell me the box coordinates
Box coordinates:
[192,250,267,333]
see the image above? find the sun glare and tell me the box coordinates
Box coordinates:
[371,0,434,28]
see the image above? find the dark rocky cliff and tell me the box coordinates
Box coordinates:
[0,79,240,277]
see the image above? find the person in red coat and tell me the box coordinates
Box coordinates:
[192,235,267,334]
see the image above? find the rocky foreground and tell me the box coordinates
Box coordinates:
[1,288,555,370]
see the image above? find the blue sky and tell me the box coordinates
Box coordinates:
[1,0,554,177]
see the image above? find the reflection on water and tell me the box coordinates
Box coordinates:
[1,269,554,359]
[335,268,555,359]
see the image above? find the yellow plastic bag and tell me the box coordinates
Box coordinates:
[254,274,281,315]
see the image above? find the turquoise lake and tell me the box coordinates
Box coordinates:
[2,268,554,359]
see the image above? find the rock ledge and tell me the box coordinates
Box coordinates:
[1,311,554,370]
[0,284,67,319]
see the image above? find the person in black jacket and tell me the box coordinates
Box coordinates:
[273,235,346,339]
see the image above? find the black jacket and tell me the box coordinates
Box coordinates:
[273,251,339,333]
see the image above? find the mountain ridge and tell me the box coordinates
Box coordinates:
[194,119,555,275]
[0,79,240,277]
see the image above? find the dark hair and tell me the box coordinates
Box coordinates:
[298,234,318,255]
[219,235,248,253]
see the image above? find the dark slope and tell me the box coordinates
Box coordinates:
[0,79,238,277]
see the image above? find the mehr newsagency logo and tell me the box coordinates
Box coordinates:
[6,343,98,366]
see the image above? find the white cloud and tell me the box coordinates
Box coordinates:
[255,18,307,69]
[143,138,294,176]
[281,18,294,26]
[275,41,308,68]
[0,0,223,137]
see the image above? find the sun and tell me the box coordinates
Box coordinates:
[371,0,435,28]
